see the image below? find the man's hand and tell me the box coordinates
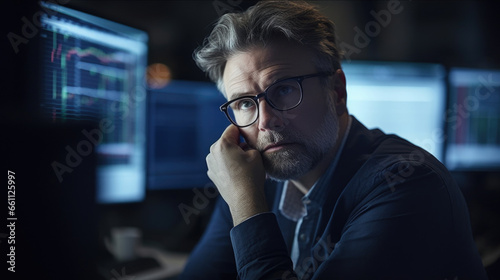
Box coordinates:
[206,125,268,226]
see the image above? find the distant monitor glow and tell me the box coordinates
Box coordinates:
[39,2,149,203]
[445,68,500,170]
[342,61,446,162]
[147,80,227,190]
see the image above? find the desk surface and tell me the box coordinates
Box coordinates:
[101,245,189,280]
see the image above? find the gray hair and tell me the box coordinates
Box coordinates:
[193,0,343,95]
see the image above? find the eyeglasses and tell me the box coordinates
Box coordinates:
[220,72,333,127]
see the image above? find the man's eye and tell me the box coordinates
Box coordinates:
[269,81,300,99]
[275,85,294,96]
[235,99,255,110]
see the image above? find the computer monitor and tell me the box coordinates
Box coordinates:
[147,80,228,190]
[342,61,447,162]
[445,68,500,171]
[39,1,149,203]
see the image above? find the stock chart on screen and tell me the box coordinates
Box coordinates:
[39,2,149,203]
[445,68,500,170]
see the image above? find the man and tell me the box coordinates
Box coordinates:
[180,1,487,279]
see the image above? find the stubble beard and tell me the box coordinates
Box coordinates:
[256,106,340,182]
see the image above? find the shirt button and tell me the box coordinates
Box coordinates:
[303,198,311,205]
[299,233,308,242]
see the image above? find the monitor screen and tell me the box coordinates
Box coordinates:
[39,2,148,203]
[445,68,500,171]
[147,80,228,190]
[342,61,447,162]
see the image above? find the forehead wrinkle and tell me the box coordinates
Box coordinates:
[224,70,253,100]
[225,62,295,100]
[224,41,317,100]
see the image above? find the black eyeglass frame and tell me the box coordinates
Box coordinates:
[219,72,333,127]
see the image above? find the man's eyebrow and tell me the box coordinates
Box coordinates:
[226,72,296,100]
[228,91,257,101]
[272,74,295,83]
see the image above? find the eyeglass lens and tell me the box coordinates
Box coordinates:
[226,79,302,126]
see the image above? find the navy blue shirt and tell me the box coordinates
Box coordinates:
[180,117,487,280]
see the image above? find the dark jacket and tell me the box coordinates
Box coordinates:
[180,117,487,280]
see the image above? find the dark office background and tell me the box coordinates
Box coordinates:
[2,0,500,279]
[58,0,500,81]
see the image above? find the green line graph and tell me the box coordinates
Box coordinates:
[48,30,134,143]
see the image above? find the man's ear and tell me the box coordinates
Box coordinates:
[332,69,347,115]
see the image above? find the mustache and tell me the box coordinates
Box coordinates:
[255,130,300,151]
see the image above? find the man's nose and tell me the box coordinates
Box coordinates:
[257,99,285,131]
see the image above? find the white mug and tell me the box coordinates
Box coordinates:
[105,227,142,261]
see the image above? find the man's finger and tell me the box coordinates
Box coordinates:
[220,124,241,145]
